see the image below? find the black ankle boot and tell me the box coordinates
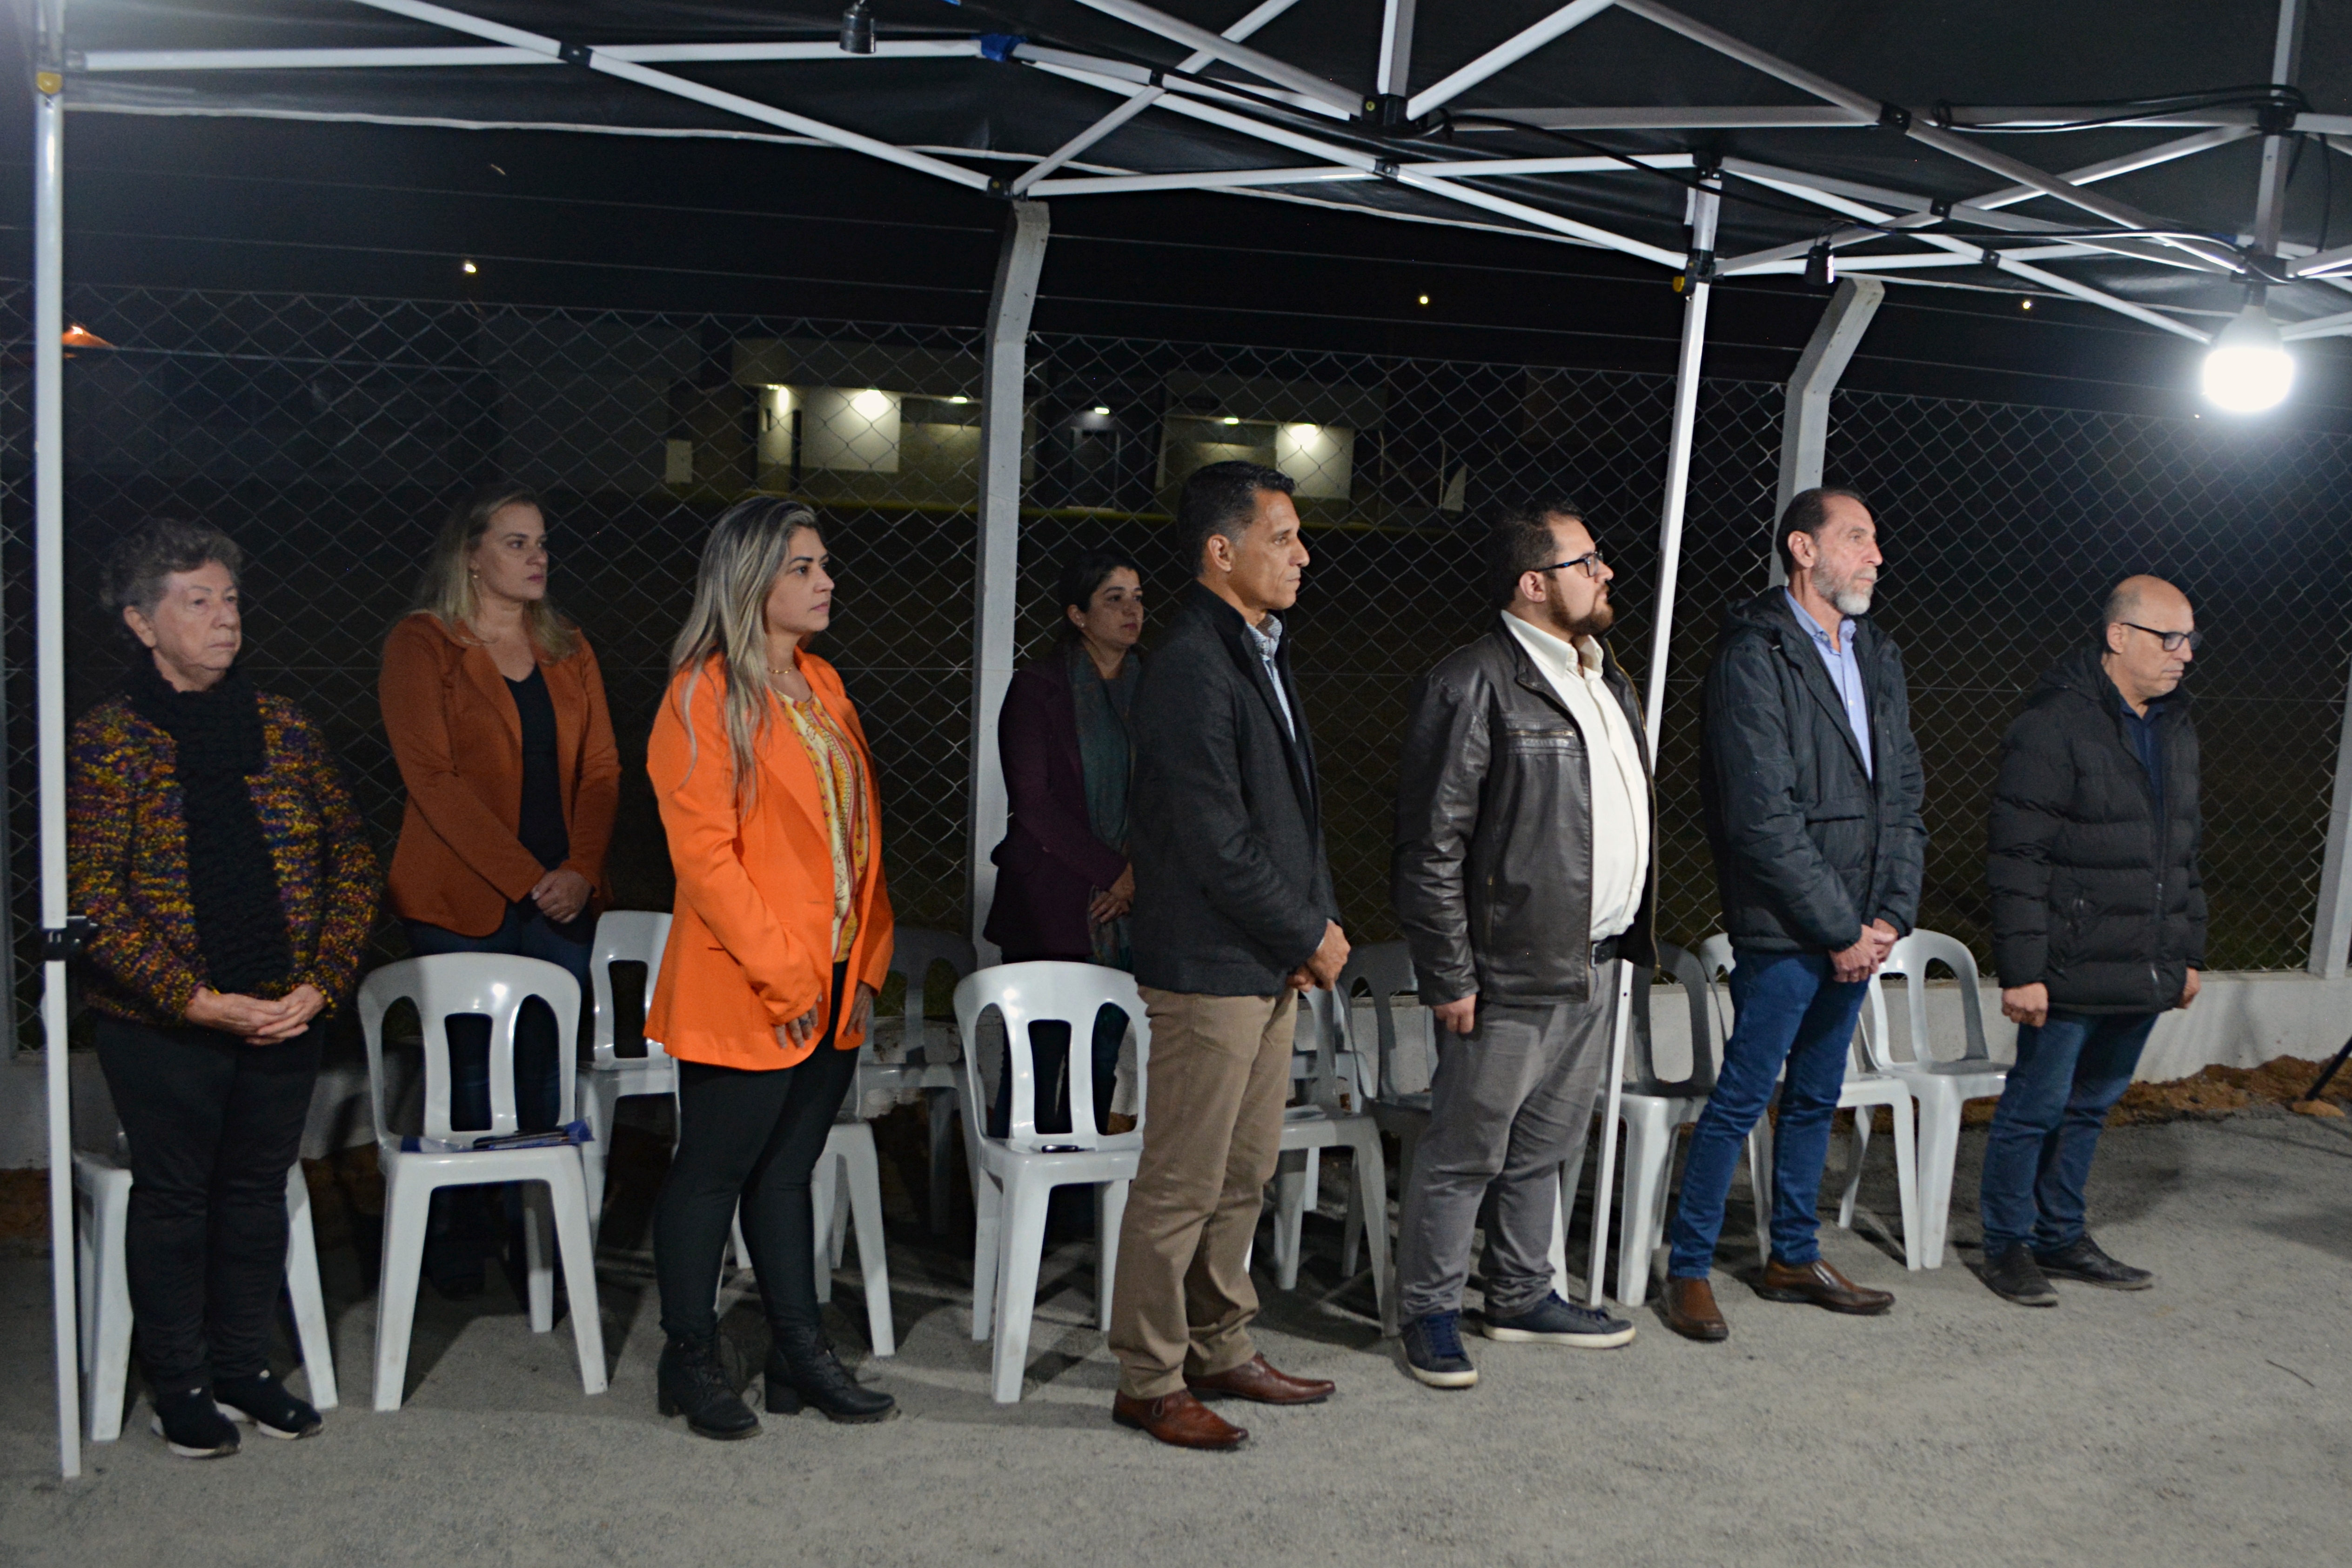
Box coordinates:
[768,1326,895,1423]
[657,1334,761,1441]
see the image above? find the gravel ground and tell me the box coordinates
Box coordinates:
[3,1107,2347,1568]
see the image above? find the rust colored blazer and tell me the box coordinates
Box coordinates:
[380,612,621,937]
[643,650,893,1071]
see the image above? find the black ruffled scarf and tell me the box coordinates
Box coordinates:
[124,662,293,997]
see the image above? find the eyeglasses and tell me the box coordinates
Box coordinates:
[2121,621,2200,652]
[1539,551,1608,580]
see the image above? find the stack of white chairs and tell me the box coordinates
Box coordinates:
[359,954,607,1410]
[855,929,977,1237]
[1856,929,2007,1268]
[576,910,674,1240]
[73,1143,336,1441]
[1699,935,1924,1271]
[1266,987,1396,1334]
[956,962,1148,1404]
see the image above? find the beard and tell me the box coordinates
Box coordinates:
[1543,591,1615,641]
[1817,563,1875,617]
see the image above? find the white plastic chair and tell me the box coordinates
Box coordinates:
[578,911,674,1239]
[955,962,1150,1404]
[1701,936,1923,1272]
[1608,942,1776,1305]
[806,1118,895,1357]
[861,929,976,1236]
[1267,988,1396,1334]
[1858,930,2006,1269]
[73,1148,337,1441]
[359,955,608,1410]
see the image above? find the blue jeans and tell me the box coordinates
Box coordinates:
[1668,950,1870,1278]
[403,903,592,1134]
[1979,1011,2157,1256]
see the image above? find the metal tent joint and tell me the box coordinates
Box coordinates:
[40,917,87,963]
[556,40,592,68]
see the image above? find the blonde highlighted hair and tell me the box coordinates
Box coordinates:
[670,496,822,805]
[414,482,576,659]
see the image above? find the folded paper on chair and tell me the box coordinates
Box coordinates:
[399,1119,594,1154]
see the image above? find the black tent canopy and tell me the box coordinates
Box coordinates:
[18,0,2350,1480]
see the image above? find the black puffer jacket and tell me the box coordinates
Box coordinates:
[1987,647,2205,1013]
[1698,592,1926,953]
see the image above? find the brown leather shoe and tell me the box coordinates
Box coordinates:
[1754,1256,1894,1315]
[1112,1389,1248,1451]
[1662,1276,1729,1342]
[1186,1353,1334,1406]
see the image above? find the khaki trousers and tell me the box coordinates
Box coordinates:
[1108,987,1297,1399]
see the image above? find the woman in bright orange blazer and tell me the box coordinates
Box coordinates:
[645,497,895,1438]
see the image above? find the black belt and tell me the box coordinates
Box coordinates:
[1591,937,1620,967]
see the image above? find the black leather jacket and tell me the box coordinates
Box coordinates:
[1392,621,1657,1008]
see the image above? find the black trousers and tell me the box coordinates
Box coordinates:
[95,1015,322,1389]
[653,964,857,1342]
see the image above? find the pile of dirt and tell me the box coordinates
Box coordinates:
[2107,1054,2352,1125]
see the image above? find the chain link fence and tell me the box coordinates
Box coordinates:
[4,281,2349,1047]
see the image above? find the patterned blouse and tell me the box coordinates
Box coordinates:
[68,691,383,1028]
[781,693,870,964]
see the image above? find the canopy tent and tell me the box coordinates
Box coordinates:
[18,0,2348,1478]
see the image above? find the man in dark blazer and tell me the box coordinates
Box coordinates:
[1662,487,1926,1342]
[1108,461,1347,1451]
[1979,575,2203,1307]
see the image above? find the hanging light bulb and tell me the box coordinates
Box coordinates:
[2202,300,2294,413]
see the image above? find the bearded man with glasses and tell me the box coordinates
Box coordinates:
[1978,575,2205,1307]
[1390,500,1652,1388]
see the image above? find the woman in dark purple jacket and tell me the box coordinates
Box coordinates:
[985,548,1144,1137]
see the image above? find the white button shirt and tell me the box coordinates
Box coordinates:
[1501,611,1651,941]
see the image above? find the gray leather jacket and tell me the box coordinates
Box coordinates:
[1392,621,1657,1008]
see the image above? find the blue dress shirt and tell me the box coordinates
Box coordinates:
[1785,590,1872,780]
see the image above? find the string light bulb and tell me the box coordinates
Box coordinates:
[2202,301,2294,413]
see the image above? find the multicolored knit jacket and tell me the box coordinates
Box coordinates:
[68,690,383,1028]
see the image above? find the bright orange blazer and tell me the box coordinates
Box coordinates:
[643,650,893,1071]
[381,612,621,938]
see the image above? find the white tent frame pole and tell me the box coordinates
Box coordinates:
[970,201,1050,964]
[1609,0,2240,273]
[343,0,991,189]
[1067,0,1359,114]
[32,3,81,1482]
[1011,0,1305,194]
[1375,0,1417,97]
[83,41,988,70]
[1028,57,1685,265]
[2308,651,2352,977]
[1586,177,1718,1312]
[1404,0,1615,121]
[1772,276,1884,584]
[2254,0,2306,256]
[1031,151,1691,197]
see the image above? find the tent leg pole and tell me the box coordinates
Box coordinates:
[32,7,81,1483]
[968,201,1050,964]
[1602,178,1715,1310]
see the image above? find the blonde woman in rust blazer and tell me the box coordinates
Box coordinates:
[646,497,895,1438]
[380,483,620,1297]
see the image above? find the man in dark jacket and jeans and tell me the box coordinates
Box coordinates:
[1663,487,1926,1342]
[1108,461,1348,1451]
[1390,501,1649,1388]
[1979,576,2204,1306]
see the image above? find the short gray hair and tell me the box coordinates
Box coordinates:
[101,518,243,637]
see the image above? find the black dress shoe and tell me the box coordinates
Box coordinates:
[769,1326,896,1423]
[2035,1235,2153,1290]
[657,1334,761,1440]
[1981,1243,2059,1307]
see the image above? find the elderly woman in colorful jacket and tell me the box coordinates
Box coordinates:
[69,517,380,1459]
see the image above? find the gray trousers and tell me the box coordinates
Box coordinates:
[1396,989,1615,1322]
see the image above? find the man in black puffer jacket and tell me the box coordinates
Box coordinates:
[1979,575,2204,1307]
[1662,487,1926,1343]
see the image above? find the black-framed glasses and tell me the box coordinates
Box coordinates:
[2121,621,2200,652]
[1540,550,1608,580]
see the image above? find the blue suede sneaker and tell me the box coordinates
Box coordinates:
[1481,1291,1637,1347]
[1401,1310,1478,1388]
